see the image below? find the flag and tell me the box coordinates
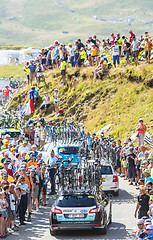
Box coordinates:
[144,132,153,149]
[20,101,31,116]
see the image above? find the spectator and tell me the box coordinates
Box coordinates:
[116,33,122,56]
[28,60,36,85]
[136,118,146,146]
[29,86,35,114]
[53,89,60,116]
[126,147,137,185]
[123,39,131,65]
[36,62,45,86]
[47,150,57,195]
[134,185,149,219]
[23,62,30,85]
[3,86,13,105]
[144,38,152,64]
[60,58,67,85]
[68,43,75,67]
[115,140,122,174]
[40,92,50,117]
[74,48,80,67]
[131,36,140,65]
[110,33,116,45]
[111,41,120,68]
[129,30,135,43]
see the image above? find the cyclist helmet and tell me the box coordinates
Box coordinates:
[28,119,34,124]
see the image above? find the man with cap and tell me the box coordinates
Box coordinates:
[21,167,32,221]
[18,140,29,155]
[26,153,37,169]
[135,185,150,219]
[47,150,57,195]
[1,153,11,165]
[143,169,153,185]
[137,119,146,146]
[135,218,146,239]
[16,175,29,225]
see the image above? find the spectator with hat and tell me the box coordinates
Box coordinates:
[26,153,37,169]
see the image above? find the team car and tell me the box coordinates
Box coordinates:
[100,162,119,196]
[49,191,112,235]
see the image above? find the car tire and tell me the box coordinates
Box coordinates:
[101,224,107,235]
[108,205,112,224]
[114,190,119,196]
[50,229,58,236]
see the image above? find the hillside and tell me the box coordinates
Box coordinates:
[7,63,153,141]
[0,0,153,46]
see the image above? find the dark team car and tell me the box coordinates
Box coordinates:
[49,192,112,235]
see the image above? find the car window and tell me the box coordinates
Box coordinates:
[100,166,113,175]
[58,147,79,155]
[57,195,97,207]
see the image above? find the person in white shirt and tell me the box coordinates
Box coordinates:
[110,41,120,68]
[131,36,140,65]
[15,153,22,170]
[18,141,30,155]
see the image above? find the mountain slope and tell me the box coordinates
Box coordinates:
[0,0,153,46]
[7,63,153,140]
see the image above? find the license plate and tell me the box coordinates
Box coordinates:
[100,178,105,182]
[68,214,84,218]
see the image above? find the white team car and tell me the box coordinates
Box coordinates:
[100,162,119,196]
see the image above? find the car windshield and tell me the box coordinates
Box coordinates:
[56,195,97,207]
[2,131,20,138]
[58,147,79,155]
[100,166,113,175]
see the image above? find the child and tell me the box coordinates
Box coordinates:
[0,192,8,238]
[60,58,67,84]
[23,62,30,85]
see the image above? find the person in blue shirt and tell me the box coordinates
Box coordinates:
[28,60,36,85]
[143,169,153,185]
[16,175,29,225]
[47,150,57,195]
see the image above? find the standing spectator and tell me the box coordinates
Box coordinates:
[134,185,149,219]
[77,39,85,50]
[136,118,146,146]
[129,30,135,43]
[143,169,153,185]
[126,147,137,185]
[144,38,152,64]
[9,184,18,231]
[60,58,67,85]
[111,41,120,68]
[123,39,131,65]
[29,86,35,114]
[80,47,86,66]
[16,175,29,225]
[116,33,122,56]
[40,92,50,117]
[91,45,99,66]
[53,89,60,116]
[23,62,30,85]
[47,150,57,195]
[3,86,12,105]
[86,39,94,66]
[30,124,35,145]
[23,123,31,139]
[74,48,80,67]
[31,168,39,212]
[110,33,116,45]
[115,140,122,174]
[0,192,8,238]
[54,40,59,68]
[68,43,75,67]
[36,62,45,86]
[131,36,140,65]
[28,60,36,85]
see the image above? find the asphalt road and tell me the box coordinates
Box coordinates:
[8,177,138,240]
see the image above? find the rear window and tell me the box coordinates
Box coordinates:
[101,166,113,175]
[58,147,79,155]
[57,195,97,207]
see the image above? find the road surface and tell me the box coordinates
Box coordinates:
[8,176,138,240]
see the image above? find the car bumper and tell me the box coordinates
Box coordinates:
[101,184,119,192]
[50,223,105,230]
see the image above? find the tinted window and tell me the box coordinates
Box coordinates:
[57,195,97,207]
[2,131,20,138]
[58,147,79,155]
[101,166,113,175]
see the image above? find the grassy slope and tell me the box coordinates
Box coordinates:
[0,0,153,45]
[6,63,153,142]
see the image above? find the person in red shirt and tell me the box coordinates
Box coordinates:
[129,30,135,43]
[110,33,116,45]
[136,118,146,146]
[3,86,12,104]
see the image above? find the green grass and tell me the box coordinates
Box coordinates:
[5,60,153,143]
[0,65,25,78]
[0,0,153,45]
